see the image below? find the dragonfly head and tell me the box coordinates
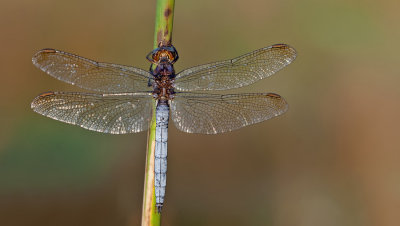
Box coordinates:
[146,45,179,64]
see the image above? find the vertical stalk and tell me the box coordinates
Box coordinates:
[141,0,175,225]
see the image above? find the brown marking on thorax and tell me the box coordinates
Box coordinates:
[154,75,174,101]
[152,63,175,101]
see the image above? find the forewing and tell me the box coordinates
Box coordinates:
[174,44,296,91]
[31,91,153,134]
[32,49,152,93]
[170,92,288,134]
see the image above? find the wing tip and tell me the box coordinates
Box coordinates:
[32,48,57,67]
[31,91,55,109]
[270,43,297,60]
[265,92,289,113]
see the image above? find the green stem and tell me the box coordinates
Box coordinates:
[141,0,175,225]
[153,0,175,47]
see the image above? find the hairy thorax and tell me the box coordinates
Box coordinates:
[152,62,175,102]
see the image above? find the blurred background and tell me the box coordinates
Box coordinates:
[1,0,399,225]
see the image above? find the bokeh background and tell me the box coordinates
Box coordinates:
[1,0,399,225]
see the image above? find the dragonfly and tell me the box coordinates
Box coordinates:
[31,43,296,212]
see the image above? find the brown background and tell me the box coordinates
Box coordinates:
[1,0,399,225]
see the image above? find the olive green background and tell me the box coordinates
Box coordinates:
[1,0,399,225]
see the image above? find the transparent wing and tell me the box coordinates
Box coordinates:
[31,91,153,134]
[174,44,296,91]
[170,92,288,134]
[32,49,152,93]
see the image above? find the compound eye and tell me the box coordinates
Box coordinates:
[166,52,174,62]
[154,52,162,61]
[146,49,160,63]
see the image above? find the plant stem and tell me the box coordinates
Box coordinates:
[141,0,175,225]
[153,0,175,47]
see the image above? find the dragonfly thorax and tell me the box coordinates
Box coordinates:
[153,62,175,78]
[151,65,175,102]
